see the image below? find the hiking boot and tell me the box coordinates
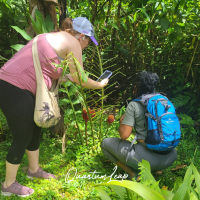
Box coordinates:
[1,181,34,197]
[27,167,56,179]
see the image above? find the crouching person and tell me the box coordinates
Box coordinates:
[101,71,177,180]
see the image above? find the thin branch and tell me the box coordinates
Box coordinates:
[185,40,199,81]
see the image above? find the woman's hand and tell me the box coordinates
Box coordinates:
[98,78,109,89]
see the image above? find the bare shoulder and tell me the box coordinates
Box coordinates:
[46,32,81,58]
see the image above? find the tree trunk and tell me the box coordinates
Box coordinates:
[110,0,121,59]
[91,0,97,24]
[58,0,67,28]
[26,0,58,37]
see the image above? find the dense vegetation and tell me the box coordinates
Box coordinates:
[0,0,200,199]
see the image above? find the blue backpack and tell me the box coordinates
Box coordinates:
[135,93,181,151]
[126,93,181,162]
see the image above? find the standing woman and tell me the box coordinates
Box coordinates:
[101,71,177,181]
[0,17,108,197]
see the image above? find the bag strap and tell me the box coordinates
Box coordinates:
[126,134,138,162]
[32,35,59,92]
[32,35,47,86]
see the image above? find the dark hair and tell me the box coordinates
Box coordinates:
[132,71,159,97]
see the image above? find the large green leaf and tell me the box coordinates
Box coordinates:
[35,9,48,33]
[173,177,182,193]
[111,23,119,30]
[72,96,83,105]
[95,186,112,200]
[140,8,150,22]
[139,160,156,182]
[11,26,33,41]
[59,98,71,105]
[128,15,134,22]
[109,185,126,200]
[172,165,193,200]
[192,164,200,199]
[10,44,25,51]
[98,181,165,200]
[30,15,43,34]
[161,2,165,12]
[160,19,170,30]
[161,189,174,200]
[134,12,137,21]
[45,14,55,32]
[155,2,160,9]
[139,160,162,195]
[190,188,199,200]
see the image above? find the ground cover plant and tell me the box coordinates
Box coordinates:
[0,0,200,199]
[0,107,200,199]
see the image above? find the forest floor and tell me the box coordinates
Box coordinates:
[0,105,200,199]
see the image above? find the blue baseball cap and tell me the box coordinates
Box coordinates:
[72,17,98,45]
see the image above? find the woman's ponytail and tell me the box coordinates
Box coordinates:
[61,18,74,35]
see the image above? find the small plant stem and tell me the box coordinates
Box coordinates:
[104,124,110,137]
[84,104,94,146]
[85,121,88,145]
[0,121,3,134]
[62,125,68,154]
[96,45,104,143]
[60,55,83,144]
[63,84,83,145]
[72,56,95,146]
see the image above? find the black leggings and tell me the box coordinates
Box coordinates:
[0,80,41,164]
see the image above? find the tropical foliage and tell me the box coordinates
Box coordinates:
[96,159,200,200]
[0,0,200,199]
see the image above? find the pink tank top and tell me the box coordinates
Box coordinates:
[0,34,63,96]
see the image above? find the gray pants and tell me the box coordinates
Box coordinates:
[101,137,177,171]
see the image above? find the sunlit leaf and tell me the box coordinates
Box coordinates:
[161,189,174,200]
[111,23,119,30]
[155,2,160,9]
[95,187,112,200]
[97,181,165,200]
[192,164,200,199]
[11,26,33,41]
[172,165,193,200]
[128,15,134,22]
[109,185,126,200]
[30,15,43,34]
[173,177,182,193]
[134,13,137,21]
[10,44,25,51]
[161,2,165,12]
[140,8,150,22]
[59,98,71,105]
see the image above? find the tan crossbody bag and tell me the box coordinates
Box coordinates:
[32,35,61,128]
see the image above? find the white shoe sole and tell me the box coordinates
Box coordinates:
[1,189,34,197]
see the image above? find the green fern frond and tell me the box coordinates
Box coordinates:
[171,94,191,108]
